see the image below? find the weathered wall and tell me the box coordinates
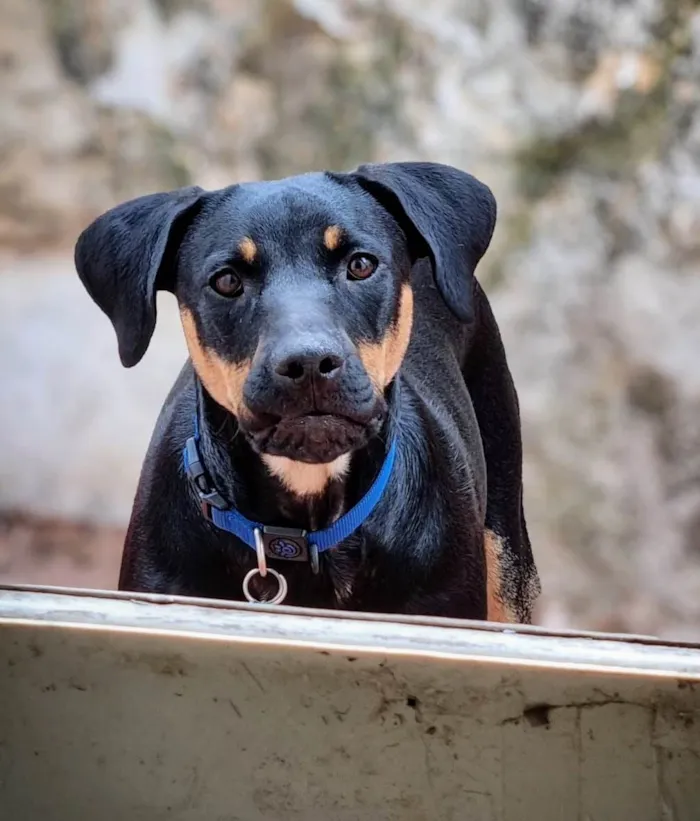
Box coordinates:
[1,0,699,638]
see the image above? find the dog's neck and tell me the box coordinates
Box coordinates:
[193,381,396,532]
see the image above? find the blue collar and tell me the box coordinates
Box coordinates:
[183,416,397,574]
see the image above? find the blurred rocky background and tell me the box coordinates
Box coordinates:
[1,0,699,639]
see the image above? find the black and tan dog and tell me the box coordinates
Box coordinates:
[75,161,540,622]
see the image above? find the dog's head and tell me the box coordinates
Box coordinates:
[75,163,496,467]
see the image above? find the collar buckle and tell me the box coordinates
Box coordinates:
[184,436,228,510]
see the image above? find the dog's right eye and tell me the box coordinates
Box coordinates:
[209,268,244,298]
[347,253,378,281]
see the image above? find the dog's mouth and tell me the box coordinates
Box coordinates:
[242,410,383,464]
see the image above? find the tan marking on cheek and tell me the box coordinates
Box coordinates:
[262,454,351,497]
[484,528,519,624]
[357,283,414,389]
[238,236,257,264]
[323,224,343,251]
[179,307,251,416]
[356,342,385,391]
[385,283,414,384]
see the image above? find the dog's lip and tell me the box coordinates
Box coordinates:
[290,410,352,421]
[246,411,376,462]
[244,409,371,432]
[241,409,385,455]
[276,412,366,428]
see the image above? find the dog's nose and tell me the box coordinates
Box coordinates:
[274,352,345,384]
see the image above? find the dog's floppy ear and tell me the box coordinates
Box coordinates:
[74,185,204,367]
[352,162,496,322]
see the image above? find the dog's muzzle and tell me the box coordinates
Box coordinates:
[241,347,384,462]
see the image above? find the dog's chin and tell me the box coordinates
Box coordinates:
[244,413,381,464]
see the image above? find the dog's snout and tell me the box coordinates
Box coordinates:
[274,352,345,384]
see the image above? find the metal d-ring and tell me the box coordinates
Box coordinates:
[243,527,288,604]
[253,528,268,577]
[242,567,288,605]
[310,542,320,574]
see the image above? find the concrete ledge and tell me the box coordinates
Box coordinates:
[1,587,699,820]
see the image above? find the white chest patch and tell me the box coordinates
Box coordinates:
[261,453,351,497]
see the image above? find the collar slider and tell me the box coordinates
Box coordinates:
[184,436,228,510]
[261,526,311,564]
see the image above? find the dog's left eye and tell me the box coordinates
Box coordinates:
[210,268,244,298]
[347,254,378,281]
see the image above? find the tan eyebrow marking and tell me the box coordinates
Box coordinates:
[238,236,257,263]
[323,225,344,251]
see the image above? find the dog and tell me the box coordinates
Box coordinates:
[75,161,540,622]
